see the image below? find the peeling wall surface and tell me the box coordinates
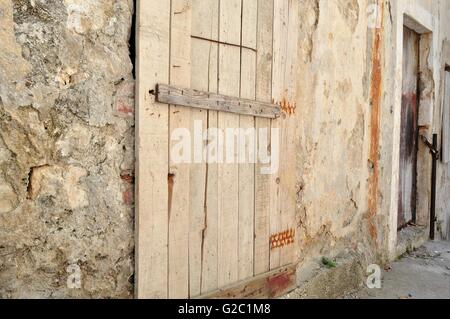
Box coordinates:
[0,0,135,298]
[295,0,378,284]
[1,0,450,298]
[435,4,450,241]
[294,0,450,292]
[294,0,450,287]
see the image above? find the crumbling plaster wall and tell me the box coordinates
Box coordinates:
[435,0,450,240]
[293,0,450,292]
[294,0,381,287]
[0,0,135,298]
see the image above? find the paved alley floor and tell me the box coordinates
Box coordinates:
[349,241,450,299]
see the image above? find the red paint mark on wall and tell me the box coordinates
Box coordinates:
[123,189,133,205]
[114,80,135,118]
[116,100,134,117]
[121,170,134,205]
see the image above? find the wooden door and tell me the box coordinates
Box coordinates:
[398,27,420,230]
[136,0,299,298]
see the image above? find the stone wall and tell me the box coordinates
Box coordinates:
[0,0,135,298]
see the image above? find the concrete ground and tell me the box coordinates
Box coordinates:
[347,241,450,299]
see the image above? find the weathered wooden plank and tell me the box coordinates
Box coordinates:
[191,0,219,41]
[202,105,220,293]
[238,0,257,282]
[217,45,241,288]
[168,0,192,299]
[190,0,219,298]
[217,0,241,288]
[156,84,281,119]
[188,39,207,296]
[269,0,289,270]
[135,0,171,299]
[219,0,242,46]
[254,0,273,276]
[279,0,299,267]
[198,264,296,299]
[199,0,220,295]
[241,0,258,51]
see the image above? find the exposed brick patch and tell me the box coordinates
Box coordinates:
[114,80,135,118]
[122,189,134,206]
[120,170,134,184]
[120,170,134,206]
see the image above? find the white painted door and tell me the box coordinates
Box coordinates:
[136,0,299,298]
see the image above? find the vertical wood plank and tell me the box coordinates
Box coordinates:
[279,0,299,266]
[188,37,207,296]
[269,0,288,270]
[254,0,273,276]
[168,0,192,299]
[241,0,258,50]
[219,0,242,45]
[190,0,220,297]
[218,0,242,288]
[238,0,257,281]
[135,0,171,298]
[200,51,221,295]
[202,78,220,294]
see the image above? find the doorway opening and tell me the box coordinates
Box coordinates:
[394,13,435,256]
[398,26,420,230]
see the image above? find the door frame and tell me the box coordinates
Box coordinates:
[387,3,436,259]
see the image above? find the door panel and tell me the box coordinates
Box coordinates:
[398,27,420,230]
[137,0,299,298]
